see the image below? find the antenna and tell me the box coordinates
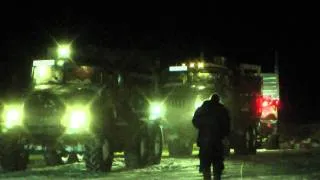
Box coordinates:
[274,49,279,74]
[274,49,281,101]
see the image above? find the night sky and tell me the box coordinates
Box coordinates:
[1,9,318,123]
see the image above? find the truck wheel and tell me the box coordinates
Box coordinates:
[249,128,257,154]
[125,127,149,168]
[84,137,114,172]
[43,150,62,166]
[148,125,163,165]
[168,140,193,157]
[266,134,280,149]
[234,127,257,155]
[0,141,29,171]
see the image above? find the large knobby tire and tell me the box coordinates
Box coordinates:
[234,127,257,155]
[0,141,29,171]
[124,127,149,169]
[148,125,163,165]
[84,137,114,172]
[266,134,280,149]
[168,139,193,157]
[43,150,62,166]
[249,127,257,154]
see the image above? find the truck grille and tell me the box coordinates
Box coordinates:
[23,92,65,128]
[166,97,196,110]
[24,114,63,126]
[167,99,187,108]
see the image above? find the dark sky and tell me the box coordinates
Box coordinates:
[1,10,319,123]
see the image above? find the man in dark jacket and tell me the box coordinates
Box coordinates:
[192,93,230,180]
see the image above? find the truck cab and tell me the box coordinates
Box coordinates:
[258,73,280,149]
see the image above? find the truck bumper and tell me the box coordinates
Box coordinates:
[1,126,91,153]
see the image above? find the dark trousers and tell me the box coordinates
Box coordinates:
[198,139,224,177]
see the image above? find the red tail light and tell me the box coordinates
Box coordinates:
[262,100,269,107]
[258,96,280,120]
[272,99,280,108]
[255,95,263,116]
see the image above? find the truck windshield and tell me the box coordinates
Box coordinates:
[32,65,63,85]
[65,65,101,84]
[190,71,215,84]
[32,65,101,85]
[162,67,228,86]
[189,67,229,84]
[162,71,188,85]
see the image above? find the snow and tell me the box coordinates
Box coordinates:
[2,123,320,179]
[1,149,320,180]
[278,123,320,151]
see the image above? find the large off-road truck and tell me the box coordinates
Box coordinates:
[0,59,163,171]
[257,73,280,149]
[160,58,263,156]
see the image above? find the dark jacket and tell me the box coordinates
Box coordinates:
[192,100,230,144]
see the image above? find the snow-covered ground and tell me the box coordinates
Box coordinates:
[1,123,319,179]
[1,149,320,180]
[279,123,320,150]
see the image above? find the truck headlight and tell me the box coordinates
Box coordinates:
[70,110,88,129]
[2,105,23,129]
[62,106,90,132]
[149,102,165,120]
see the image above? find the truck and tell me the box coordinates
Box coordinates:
[0,58,163,171]
[160,57,264,156]
[257,73,280,149]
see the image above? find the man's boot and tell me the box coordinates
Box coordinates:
[202,169,212,180]
[213,160,224,180]
[213,168,222,180]
[213,173,221,180]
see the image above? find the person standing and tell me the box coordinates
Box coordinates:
[192,94,231,180]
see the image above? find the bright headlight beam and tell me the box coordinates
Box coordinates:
[6,109,20,121]
[151,105,161,114]
[57,44,71,58]
[3,106,23,129]
[149,102,165,120]
[62,105,90,133]
[70,111,86,129]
